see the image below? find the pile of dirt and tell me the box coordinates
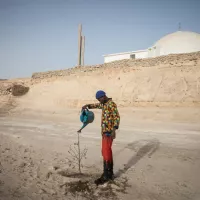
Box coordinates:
[11,84,29,96]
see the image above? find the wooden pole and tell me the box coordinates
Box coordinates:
[81,36,85,66]
[78,24,82,66]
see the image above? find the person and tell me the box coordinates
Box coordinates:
[82,90,120,185]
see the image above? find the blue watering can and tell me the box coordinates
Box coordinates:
[77,108,95,133]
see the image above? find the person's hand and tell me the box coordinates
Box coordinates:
[111,128,116,139]
[82,104,88,111]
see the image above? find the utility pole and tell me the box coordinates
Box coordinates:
[77,24,85,66]
[81,36,85,66]
[78,24,82,66]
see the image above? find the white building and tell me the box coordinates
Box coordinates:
[103,31,200,63]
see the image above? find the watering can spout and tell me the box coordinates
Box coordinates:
[78,108,94,133]
[77,122,89,133]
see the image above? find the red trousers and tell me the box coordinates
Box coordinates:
[102,135,113,162]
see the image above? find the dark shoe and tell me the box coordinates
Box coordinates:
[110,160,115,180]
[94,176,109,185]
[94,160,112,185]
[106,161,114,180]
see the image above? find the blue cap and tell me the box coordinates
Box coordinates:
[96,90,106,99]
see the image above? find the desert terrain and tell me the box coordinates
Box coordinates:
[0,52,200,200]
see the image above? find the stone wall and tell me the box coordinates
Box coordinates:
[32,51,200,80]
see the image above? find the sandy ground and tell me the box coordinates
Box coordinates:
[0,107,200,200]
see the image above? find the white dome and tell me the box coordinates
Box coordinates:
[148,31,200,57]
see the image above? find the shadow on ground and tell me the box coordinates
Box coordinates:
[115,139,160,178]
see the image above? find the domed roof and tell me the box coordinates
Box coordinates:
[152,31,200,55]
[155,31,200,46]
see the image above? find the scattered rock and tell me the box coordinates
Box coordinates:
[53,165,60,170]
[19,161,26,168]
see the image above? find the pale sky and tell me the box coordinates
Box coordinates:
[0,0,200,79]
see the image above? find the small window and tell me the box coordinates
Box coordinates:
[130,54,135,59]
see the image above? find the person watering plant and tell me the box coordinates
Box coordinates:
[82,90,120,185]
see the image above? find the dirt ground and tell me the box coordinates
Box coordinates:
[0,107,200,200]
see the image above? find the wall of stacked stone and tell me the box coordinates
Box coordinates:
[32,51,200,80]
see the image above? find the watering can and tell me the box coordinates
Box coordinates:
[77,108,95,133]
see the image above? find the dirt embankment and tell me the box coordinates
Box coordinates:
[0,52,200,114]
